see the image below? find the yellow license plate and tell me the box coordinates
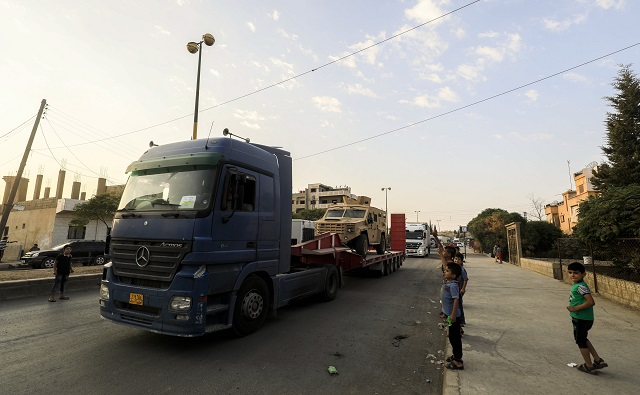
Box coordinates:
[129,293,144,305]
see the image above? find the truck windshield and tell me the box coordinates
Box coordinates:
[118,166,217,211]
[326,209,345,218]
[344,209,366,218]
[406,230,425,239]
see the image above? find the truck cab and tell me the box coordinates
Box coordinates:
[405,223,431,257]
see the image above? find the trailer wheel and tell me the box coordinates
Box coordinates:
[355,234,368,257]
[321,266,339,302]
[390,259,396,273]
[383,261,389,276]
[233,276,270,336]
[375,234,386,255]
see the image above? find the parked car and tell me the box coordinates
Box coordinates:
[20,240,107,269]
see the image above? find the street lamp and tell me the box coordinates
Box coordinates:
[381,187,391,240]
[414,210,420,222]
[436,219,441,231]
[187,33,215,140]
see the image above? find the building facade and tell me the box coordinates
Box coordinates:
[292,183,356,213]
[544,167,600,234]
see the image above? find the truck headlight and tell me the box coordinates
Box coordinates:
[99,284,109,300]
[169,296,192,312]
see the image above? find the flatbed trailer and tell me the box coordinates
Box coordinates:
[291,232,405,277]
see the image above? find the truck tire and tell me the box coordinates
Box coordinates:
[355,234,368,257]
[321,266,339,302]
[383,261,389,276]
[375,234,386,255]
[93,255,106,266]
[233,276,270,336]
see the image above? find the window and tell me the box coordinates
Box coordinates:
[68,226,86,239]
[561,215,565,223]
[321,200,327,204]
[578,185,584,194]
[222,172,256,212]
[310,188,317,192]
[22,223,26,229]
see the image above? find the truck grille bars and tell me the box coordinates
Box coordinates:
[110,239,191,287]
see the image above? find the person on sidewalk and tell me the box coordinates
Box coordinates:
[566,261,608,375]
[442,262,464,370]
[48,244,74,302]
[454,252,468,333]
[495,245,502,263]
[432,228,456,319]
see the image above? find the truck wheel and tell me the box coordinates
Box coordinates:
[233,276,270,336]
[321,266,339,302]
[355,234,368,257]
[382,261,389,276]
[375,234,386,255]
[41,257,56,269]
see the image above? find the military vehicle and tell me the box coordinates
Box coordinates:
[315,196,386,256]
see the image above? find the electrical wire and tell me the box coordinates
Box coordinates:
[42,1,481,149]
[293,42,640,160]
[0,114,36,140]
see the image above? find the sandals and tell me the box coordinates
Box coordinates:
[59,296,69,300]
[47,298,56,302]
[577,364,598,375]
[445,355,463,363]
[445,360,464,370]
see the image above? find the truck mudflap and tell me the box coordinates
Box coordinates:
[99,263,222,337]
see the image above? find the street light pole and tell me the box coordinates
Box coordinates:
[381,187,391,242]
[414,210,420,222]
[187,33,215,140]
[436,219,441,231]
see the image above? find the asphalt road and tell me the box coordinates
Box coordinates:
[0,256,447,395]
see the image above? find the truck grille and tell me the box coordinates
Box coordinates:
[406,242,422,249]
[316,223,346,234]
[111,238,191,286]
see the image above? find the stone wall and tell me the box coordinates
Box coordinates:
[520,257,640,310]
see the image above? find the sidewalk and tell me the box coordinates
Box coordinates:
[443,252,640,395]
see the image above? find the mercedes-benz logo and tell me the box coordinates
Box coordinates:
[135,246,150,267]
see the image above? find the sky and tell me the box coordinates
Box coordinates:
[1,0,638,231]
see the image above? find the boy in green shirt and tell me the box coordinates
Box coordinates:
[566,262,607,375]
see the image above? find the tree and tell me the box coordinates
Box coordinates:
[521,221,563,257]
[572,185,640,244]
[467,208,525,254]
[292,208,326,221]
[526,193,545,221]
[591,65,640,191]
[70,193,120,231]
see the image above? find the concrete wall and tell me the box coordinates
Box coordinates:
[520,257,640,310]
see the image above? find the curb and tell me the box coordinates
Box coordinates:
[0,273,102,301]
[442,341,459,395]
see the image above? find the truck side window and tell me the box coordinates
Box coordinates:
[222,172,256,212]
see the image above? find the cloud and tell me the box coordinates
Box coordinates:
[456,32,521,82]
[175,0,187,6]
[542,13,588,31]
[525,89,539,101]
[404,0,448,25]
[313,96,342,113]
[457,64,480,81]
[154,25,171,35]
[475,46,505,63]
[563,72,588,82]
[409,86,459,108]
[233,109,266,122]
[270,10,280,20]
[240,121,261,130]
[247,22,256,32]
[277,27,299,40]
[594,0,625,10]
[454,28,465,39]
[478,31,499,38]
[208,68,220,78]
[344,83,378,98]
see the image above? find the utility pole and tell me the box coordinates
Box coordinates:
[0,99,46,237]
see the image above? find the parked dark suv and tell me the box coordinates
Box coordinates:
[20,240,107,269]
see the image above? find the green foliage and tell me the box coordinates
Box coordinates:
[521,221,563,257]
[292,208,326,221]
[592,65,640,191]
[572,185,640,245]
[70,193,120,229]
[467,208,524,254]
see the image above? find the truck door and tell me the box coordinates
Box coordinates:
[211,166,259,264]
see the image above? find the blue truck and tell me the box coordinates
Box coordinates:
[99,136,404,337]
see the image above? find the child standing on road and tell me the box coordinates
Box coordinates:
[454,252,468,332]
[443,262,464,370]
[566,262,607,375]
[48,245,74,302]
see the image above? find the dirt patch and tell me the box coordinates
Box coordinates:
[0,265,104,282]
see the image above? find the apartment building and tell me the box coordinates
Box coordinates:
[544,167,600,234]
[292,183,356,213]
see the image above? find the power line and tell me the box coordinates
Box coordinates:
[0,114,36,140]
[42,1,481,149]
[293,42,640,160]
